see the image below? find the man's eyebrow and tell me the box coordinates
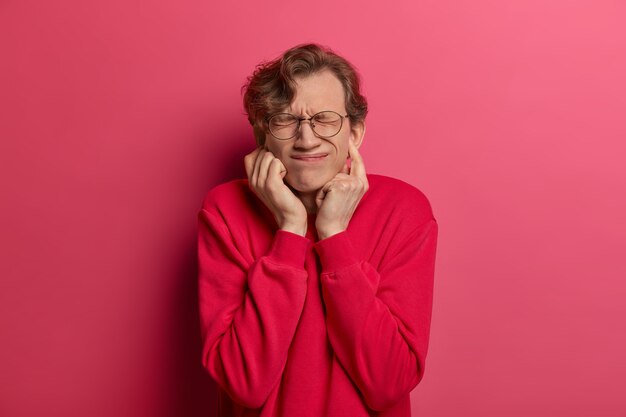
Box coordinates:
[285,108,343,116]
[285,106,316,114]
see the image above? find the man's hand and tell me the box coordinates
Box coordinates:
[244,147,308,236]
[315,141,369,240]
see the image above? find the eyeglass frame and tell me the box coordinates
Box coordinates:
[265,110,351,140]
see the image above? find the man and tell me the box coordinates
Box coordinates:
[197,43,438,417]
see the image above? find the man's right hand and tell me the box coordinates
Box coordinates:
[244,147,308,236]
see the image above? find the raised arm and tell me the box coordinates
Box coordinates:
[313,218,438,411]
[198,207,310,408]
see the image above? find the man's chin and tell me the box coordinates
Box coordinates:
[285,174,329,194]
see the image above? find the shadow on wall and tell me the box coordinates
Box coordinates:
[168,233,218,417]
[166,128,255,416]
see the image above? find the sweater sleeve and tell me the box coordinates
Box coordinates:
[312,218,438,412]
[197,208,310,409]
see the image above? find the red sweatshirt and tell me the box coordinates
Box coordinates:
[197,174,438,417]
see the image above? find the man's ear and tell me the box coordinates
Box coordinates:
[350,120,366,149]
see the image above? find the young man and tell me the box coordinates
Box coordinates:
[197,43,439,416]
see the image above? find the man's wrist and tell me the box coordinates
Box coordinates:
[280,221,307,237]
[313,230,359,272]
[317,227,345,241]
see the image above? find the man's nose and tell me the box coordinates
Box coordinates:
[294,120,322,148]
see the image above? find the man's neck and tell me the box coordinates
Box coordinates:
[294,190,318,215]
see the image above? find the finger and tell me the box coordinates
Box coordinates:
[251,148,266,187]
[315,187,325,209]
[348,141,365,175]
[315,182,332,209]
[257,151,276,188]
[244,147,262,180]
[266,159,282,193]
[348,141,366,180]
[275,158,287,179]
[268,158,287,184]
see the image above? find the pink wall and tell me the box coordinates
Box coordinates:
[1,1,625,416]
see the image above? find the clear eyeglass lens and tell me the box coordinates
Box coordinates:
[269,111,343,139]
[269,114,299,139]
[312,112,342,137]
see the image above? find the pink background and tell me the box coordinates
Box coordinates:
[1,1,625,416]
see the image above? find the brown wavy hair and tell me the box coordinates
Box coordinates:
[242,43,368,146]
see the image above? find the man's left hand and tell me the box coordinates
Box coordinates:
[315,141,369,240]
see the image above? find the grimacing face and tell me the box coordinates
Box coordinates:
[264,69,365,194]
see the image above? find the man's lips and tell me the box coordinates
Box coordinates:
[291,153,328,161]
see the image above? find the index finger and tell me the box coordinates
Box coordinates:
[348,141,366,180]
[244,147,262,179]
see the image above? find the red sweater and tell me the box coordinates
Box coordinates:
[197,174,438,416]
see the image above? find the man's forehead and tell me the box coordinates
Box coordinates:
[288,70,346,113]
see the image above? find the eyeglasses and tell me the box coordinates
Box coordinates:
[266,110,350,140]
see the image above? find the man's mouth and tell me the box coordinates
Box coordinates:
[291,153,328,162]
